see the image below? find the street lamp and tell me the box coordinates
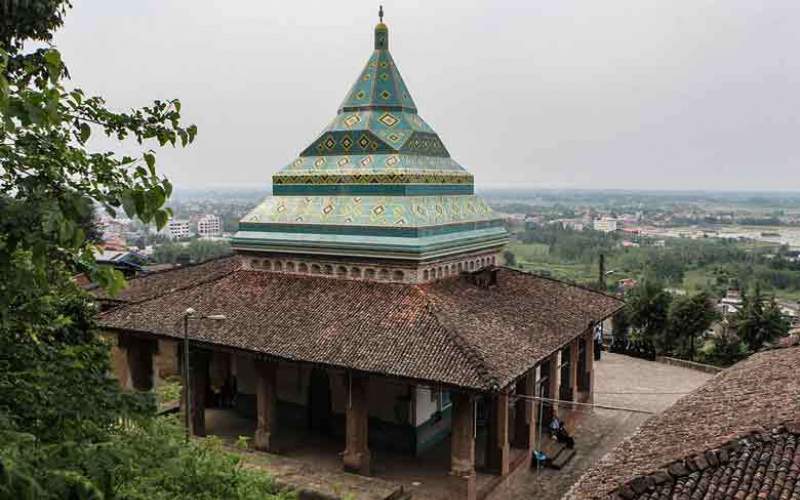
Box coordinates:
[183,307,226,442]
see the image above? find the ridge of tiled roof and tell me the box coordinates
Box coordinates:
[421,297,501,391]
[500,265,623,304]
[99,264,622,391]
[611,422,800,499]
[566,345,800,499]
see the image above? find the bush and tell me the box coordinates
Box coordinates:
[0,416,293,500]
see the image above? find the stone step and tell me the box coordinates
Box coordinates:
[549,446,576,470]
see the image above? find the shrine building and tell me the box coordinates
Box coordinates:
[99,15,622,500]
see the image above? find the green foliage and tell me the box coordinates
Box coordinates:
[625,280,672,352]
[698,327,748,367]
[1,16,195,292]
[0,4,285,498]
[611,309,630,345]
[154,377,183,407]
[731,286,790,351]
[666,292,718,360]
[1,417,292,500]
[152,239,232,265]
[502,249,516,267]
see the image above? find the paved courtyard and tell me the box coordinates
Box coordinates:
[489,352,713,500]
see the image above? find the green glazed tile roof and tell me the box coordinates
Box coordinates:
[234,20,508,260]
[241,195,495,227]
[275,22,465,189]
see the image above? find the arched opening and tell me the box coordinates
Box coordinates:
[265,260,273,270]
[350,267,362,278]
[299,263,309,273]
[311,264,321,274]
[274,261,283,271]
[286,261,295,272]
[336,266,348,277]
[423,270,430,281]
[365,268,376,279]
[392,270,404,281]
[378,269,390,281]
[323,265,333,275]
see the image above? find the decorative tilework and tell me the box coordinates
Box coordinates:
[379,112,398,127]
[242,195,496,228]
[234,21,507,263]
[273,172,473,186]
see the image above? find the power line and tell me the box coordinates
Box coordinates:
[516,394,656,415]
[593,391,690,395]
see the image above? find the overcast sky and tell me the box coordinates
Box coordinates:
[53,1,800,191]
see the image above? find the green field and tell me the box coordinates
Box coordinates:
[507,237,800,302]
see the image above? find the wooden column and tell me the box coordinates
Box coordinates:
[190,349,210,437]
[449,391,476,500]
[486,392,511,475]
[254,359,278,452]
[585,331,595,405]
[513,371,535,450]
[342,373,370,475]
[569,339,579,408]
[548,351,560,419]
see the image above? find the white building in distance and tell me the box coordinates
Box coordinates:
[593,217,619,233]
[168,219,191,239]
[197,214,222,236]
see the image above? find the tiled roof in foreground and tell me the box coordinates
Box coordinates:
[567,345,800,499]
[98,259,621,391]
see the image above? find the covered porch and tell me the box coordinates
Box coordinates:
[110,326,597,499]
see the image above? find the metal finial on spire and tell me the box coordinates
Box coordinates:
[379,5,384,23]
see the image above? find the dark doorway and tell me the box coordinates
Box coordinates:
[307,368,332,434]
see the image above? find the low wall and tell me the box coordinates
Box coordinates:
[654,356,723,374]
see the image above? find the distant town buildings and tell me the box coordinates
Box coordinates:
[197,214,221,236]
[167,219,191,239]
[593,217,619,233]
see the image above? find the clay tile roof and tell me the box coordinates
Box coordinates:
[94,255,242,305]
[98,262,621,391]
[567,345,800,499]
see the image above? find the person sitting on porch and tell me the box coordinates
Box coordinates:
[548,416,575,449]
[532,449,551,469]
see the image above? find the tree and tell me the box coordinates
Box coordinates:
[0,3,284,498]
[626,280,672,353]
[502,249,517,267]
[732,286,790,351]
[666,292,718,360]
[610,308,630,349]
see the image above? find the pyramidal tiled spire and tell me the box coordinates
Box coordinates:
[338,22,417,113]
[232,13,509,282]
